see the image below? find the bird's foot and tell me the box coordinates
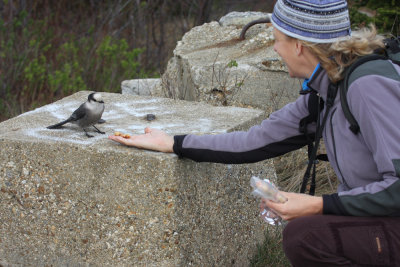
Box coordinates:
[93,125,105,134]
[83,129,94,138]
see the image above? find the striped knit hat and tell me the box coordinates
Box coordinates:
[271,0,352,43]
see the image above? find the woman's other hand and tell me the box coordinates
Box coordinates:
[261,191,323,221]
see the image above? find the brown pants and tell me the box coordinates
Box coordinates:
[283,215,400,266]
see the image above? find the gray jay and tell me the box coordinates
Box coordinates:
[47,92,105,137]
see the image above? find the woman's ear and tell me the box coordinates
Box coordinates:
[294,40,303,56]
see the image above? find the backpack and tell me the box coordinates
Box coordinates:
[300,36,400,195]
[341,37,400,134]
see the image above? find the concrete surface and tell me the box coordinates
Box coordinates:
[0,91,276,266]
[159,18,300,111]
[121,78,161,96]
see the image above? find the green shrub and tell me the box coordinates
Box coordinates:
[350,0,399,35]
[0,9,150,121]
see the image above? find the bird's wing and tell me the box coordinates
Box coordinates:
[70,103,87,121]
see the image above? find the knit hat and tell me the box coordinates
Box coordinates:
[271,0,352,43]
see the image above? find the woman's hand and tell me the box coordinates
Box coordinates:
[261,191,323,221]
[108,127,174,153]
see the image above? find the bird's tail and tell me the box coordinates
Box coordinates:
[47,118,73,129]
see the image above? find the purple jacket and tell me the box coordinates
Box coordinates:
[173,61,400,217]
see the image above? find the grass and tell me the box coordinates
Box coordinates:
[249,224,290,267]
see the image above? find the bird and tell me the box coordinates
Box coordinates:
[47,92,106,137]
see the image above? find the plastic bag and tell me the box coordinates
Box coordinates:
[250,176,287,225]
[250,176,287,203]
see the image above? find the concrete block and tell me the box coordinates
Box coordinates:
[161,20,301,111]
[121,78,161,96]
[0,91,276,266]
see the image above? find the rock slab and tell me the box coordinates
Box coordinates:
[0,91,276,266]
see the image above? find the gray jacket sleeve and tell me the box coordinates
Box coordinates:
[173,94,315,164]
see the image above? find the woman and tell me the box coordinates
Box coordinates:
[110,0,400,265]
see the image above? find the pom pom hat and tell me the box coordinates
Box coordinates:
[271,0,352,43]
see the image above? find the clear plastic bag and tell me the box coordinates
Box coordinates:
[250,176,287,225]
[250,176,287,203]
[260,208,282,225]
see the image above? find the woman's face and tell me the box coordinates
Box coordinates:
[273,28,301,78]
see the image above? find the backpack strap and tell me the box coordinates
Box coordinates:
[299,92,324,135]
[340,55,400,134]
[299,92,327,164]
[385,36,400,63]
[300,83,338,195]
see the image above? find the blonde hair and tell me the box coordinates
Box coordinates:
[300,25,385,83]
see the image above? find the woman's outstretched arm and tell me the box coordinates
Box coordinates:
[108,127,174,153]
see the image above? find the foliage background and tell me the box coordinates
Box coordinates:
[0,0,275,121]
[349,0,399,34]
[0,0,398,122]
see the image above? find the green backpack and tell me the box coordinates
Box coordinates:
[340,36,400,134]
